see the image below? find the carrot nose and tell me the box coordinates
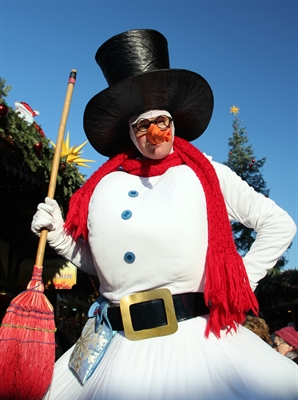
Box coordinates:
[146,124,172,144]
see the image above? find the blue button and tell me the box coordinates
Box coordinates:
[124,252,135,263]
[128,190,139,197]
[121,210,132,220]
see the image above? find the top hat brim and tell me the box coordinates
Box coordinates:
[83,68,214,157]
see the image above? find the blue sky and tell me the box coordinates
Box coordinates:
[0,0,297,271]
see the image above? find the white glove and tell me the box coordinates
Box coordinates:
[31,197,64,247]
[31,197,97,276]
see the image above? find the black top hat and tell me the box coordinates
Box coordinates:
[83,29,214,157]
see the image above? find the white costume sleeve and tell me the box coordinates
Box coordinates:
[210,159,297,290]
[52,233,97,276]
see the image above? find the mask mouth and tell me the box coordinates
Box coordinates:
[146,125,172,144]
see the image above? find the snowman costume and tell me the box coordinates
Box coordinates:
[31,30,297,399]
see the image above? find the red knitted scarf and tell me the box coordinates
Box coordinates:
[64,136,258,337]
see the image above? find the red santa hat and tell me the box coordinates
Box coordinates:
[16,102,39,117]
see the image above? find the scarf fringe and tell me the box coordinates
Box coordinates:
[204,252,258,337]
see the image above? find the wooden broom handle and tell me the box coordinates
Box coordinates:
[35,70,77,267]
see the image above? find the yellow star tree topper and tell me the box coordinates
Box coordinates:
[51,131,95,168]
[230,105,240,115]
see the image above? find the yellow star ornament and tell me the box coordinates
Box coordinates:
[51,131,96,168]
[230,105,240,115]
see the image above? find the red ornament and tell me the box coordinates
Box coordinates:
[34,142,43,158]
[0,103,8,117]
[249,163,253,167]
[251,159,255,163]
[59,162,66,173]
[34,122,46,137]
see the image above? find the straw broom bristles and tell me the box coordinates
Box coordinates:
[0,266,56,399]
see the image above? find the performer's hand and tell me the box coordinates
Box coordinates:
[31,197,65,246]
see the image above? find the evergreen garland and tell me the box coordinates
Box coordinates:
[0,77,85,203]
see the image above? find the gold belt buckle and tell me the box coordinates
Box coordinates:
[119,288,178,341]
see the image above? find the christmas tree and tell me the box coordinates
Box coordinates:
[224,105,270,254]
[224,107,298,320]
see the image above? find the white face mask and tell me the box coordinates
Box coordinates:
[129,110,175,155]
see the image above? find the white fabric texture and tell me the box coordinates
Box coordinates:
[44,163,297,399]
[48,319,297,400]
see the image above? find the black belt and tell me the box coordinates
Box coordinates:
[107,292,209,332]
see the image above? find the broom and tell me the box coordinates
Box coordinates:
[0,70,77,400]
